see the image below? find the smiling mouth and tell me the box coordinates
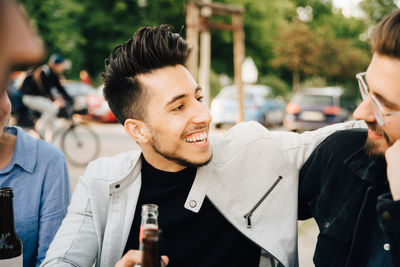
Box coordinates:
[184,131,208,144]
[368,129,383,140]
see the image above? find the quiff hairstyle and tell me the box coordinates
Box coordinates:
[102,25,192,124]
[371,9,400,59]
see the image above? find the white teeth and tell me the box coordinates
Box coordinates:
[184,131,207,143]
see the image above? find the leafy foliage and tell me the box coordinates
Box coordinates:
[18,0,399,101]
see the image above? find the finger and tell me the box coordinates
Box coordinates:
[161,255,169,266]
[115,250,142,267]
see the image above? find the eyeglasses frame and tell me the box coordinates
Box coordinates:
[356,71,400,126]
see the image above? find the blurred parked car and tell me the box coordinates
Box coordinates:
[63,81,93,115]
[210,84,285,128]
[64,82,117,123]
[284,87,349,132]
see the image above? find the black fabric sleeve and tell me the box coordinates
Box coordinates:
[54,77,73,103]
[377,193,400,266]
[298,139,327,220]
[40,71,53,99]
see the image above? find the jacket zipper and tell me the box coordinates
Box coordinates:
[206,195,283,266]
[244,176,283,228]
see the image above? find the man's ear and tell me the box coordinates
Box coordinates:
[124,119,149,143]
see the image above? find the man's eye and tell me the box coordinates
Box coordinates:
[197,96,204,102]
[173,105,185,111]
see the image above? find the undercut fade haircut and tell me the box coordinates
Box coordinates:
[371,9,400,59]
[102,25,192,124]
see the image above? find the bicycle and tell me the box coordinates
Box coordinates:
[13,105,101,167]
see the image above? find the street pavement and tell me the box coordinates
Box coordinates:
[59,122,318,267]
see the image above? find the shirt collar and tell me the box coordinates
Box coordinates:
[0,126,37,174]
[343,145,387,186]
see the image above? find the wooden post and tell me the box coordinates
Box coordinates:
[185,2,199,80]
[233,14,245,122]
[186,1,245,121]
[198,0,212,107]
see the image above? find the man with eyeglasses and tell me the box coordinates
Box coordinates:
[298,9,400,267]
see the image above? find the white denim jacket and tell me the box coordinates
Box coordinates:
[41,121,365,267]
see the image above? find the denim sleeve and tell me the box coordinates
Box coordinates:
[36,151,71,267]
[377,193,400,267]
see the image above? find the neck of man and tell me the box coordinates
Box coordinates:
[141,147,187,172]
[0,132,16,169]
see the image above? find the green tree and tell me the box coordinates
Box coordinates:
[359,0,398,25]
[77,0,187,79]
[20,0,86,77]
[271,20,322,91]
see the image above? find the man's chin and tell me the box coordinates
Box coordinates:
[365,138,386,160]
[154,146,212,168]
[180,154,212,168]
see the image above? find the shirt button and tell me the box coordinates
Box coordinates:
[115,184,120,189]
[382,211,391,221]
[189,200,197,208]
[384,243,390,251]
[323,222,330,229]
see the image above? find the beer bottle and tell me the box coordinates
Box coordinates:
[0,188,22,267]
[142,229,161,267]
[139,204,159,248]
[134,204,159,267]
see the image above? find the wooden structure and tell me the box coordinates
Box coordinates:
[186,1,245,122]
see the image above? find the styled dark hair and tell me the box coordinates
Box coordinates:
[102,25,191,124]
[371,9,400,58]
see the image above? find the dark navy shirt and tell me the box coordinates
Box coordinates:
[366,217,392,267]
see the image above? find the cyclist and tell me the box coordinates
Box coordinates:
[20,54,74,141]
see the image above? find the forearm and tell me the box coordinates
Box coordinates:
[42,178,97,267]
[269,120,366,169]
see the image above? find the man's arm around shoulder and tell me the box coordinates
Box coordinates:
[267,120,366,169]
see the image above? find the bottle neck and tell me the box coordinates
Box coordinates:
[142,229,160,267]
[0,196,16,234]
[140,216,158,227]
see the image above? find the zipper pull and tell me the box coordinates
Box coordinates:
[244,212,253,228]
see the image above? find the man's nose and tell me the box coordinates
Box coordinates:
[192,101,212,125]
[353,98,375,122]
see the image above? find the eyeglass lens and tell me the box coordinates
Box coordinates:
[358,75,385,126]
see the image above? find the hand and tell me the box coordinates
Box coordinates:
[385,140,400,201]
[53,98,66,108]
[114,249,169,267]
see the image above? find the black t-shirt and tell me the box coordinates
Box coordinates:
[123,156,261,267]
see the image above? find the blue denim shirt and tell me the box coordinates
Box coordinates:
[0,126,71,267]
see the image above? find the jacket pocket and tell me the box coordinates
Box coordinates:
[243,176,283,228]
[313,214,355,266]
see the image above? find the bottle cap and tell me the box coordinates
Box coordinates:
[0,187,13,197]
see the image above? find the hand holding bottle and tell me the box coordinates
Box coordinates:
[114,250,169,267]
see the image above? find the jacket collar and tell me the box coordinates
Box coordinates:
[343,145,387,187]
[0,126,37,174]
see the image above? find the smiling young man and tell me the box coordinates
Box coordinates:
[42,25,363,267]
[299,9,400,267]
[125,65,211,171]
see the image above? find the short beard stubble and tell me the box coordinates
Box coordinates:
[365,122,393,159]
[149,125,212,168]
